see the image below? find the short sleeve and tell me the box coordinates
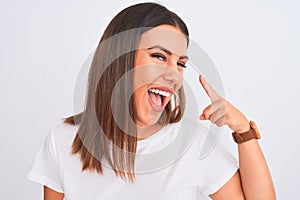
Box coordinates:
[27,130,64,193]
[200,139,238,196]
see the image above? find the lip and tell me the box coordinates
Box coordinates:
[147,85,174,112]
[148,86,174,94]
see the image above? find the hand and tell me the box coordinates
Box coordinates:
[199,75,250,133]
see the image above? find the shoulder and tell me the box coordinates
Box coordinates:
[179,120,238,196]
[48,121,79,149]
[175,118,237,168]
[189,120,236,164]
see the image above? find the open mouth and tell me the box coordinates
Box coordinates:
[148,88,171,112]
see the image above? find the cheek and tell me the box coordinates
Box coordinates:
[133,88,151,122]
[133,64,165,90]
[133,87,147,108]
[178,70,184,85]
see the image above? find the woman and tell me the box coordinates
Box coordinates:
[28,2,276,200]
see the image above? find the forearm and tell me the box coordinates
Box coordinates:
[198,75,276,199]
[238,139,276,200]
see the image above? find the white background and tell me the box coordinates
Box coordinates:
[1,0,299,199]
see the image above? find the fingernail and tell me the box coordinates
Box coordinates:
[200,114,205,120]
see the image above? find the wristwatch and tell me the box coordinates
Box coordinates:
[232,121,261,144]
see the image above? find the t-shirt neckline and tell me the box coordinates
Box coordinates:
[137,124,172,146]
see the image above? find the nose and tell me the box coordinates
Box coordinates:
[163,60,183,90]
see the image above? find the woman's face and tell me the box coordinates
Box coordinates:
[133,25,188,127]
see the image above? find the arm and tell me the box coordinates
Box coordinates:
[44,186,64,200]
[209,125,276,200]
[199,75,276,200]
[237,135,276,199]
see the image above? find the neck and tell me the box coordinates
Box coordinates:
[136,123,164,141]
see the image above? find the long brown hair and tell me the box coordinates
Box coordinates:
[63,2,189,183]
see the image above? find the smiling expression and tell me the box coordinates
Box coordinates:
[133,25,188,127]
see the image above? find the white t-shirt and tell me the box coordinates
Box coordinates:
[27,120,238,200]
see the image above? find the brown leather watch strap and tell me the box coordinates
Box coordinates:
[232,129,257,143]
[232,121,261,144]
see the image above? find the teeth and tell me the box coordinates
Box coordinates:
[148,88,171,97]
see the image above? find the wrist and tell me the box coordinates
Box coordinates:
[234,125,251,134]
[232,121,261,144]
[233,122,251,134]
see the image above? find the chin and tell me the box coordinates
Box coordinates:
[136,110,164,127]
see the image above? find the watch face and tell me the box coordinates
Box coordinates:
[250,121,261,139]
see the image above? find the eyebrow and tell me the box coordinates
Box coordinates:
[147,45,189,60]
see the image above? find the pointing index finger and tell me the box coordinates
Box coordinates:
[199,74,221,102]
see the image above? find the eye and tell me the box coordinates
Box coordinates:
[151,53,166,61]
[177,62,187,68]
